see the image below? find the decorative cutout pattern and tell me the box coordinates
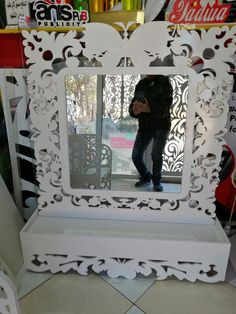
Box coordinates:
[30,253,220,283]
[0,69,38,219]
[69,134,112,189]
[21,22,236,221]
[102,74,188,175]
[0,271,20,314]
[163,75,188,173]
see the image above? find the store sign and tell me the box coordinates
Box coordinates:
[168,0,231,24]
[29,0,89,27]
[224,55,236,158]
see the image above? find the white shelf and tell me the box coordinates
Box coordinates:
[20,210,231,282]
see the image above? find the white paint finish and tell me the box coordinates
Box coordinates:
[20,213,230,282]
[20,22,236,223]
[144,0,166,22]
[0,175,24,275]
[0,68,38,219]
[0,256,19,292]
[24,214,228,244]
[18,21,235,282]
[0,70,23,215]
[0,271,21,314]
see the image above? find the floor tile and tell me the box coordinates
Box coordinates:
[112,178,181,193]
[16,266,54,299]
[20,272,132,314]
[136,279,236,314]
[226,260,236,288]
[99,273,156,302]
[126,305,145,314]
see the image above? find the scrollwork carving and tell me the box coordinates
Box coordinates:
[22,22,236,222]
[30,253,220,283]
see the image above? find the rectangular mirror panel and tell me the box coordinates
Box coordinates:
[65,74,189,194]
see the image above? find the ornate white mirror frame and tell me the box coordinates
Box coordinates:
[22,22,235,223]
[19,22,235,282]
[55,66,196,223]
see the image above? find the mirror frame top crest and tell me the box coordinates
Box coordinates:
[21,22,236,224]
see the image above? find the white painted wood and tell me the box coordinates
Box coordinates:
[0,175,24,275]
[0,70,23,216]
[144,0,166,22]
[0,271,21,314]
[18,22,235,282]
[20,212,230,282]
[0,68,37,220]
[0,256,19,293]
[20,22,236,223]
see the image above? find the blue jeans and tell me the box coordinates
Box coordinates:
[132,130,169,185]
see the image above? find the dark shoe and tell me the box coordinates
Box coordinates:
[135,178,151,187]
[153,183,163,191]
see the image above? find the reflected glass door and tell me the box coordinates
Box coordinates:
[65,73,188,192]
[66,75,110,189]
[102,74,188,184]
[102,74,140,176]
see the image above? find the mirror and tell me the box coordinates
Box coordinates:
[65,74,188,193]
[22,20,232,222]
[17,22,234,287]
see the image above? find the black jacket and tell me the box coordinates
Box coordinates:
[129,75,173,132]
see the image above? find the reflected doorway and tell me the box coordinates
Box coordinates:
[65,74,188,192]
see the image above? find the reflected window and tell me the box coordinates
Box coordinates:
[65,74,188,192]
[102,74,140,176]
[66,75,97,135]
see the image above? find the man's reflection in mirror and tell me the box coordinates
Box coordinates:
[129,75,173,191]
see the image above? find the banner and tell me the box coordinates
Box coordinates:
[224,54,236,158]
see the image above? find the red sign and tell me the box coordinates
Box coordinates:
[168,0,231,24]
[110,137,134,149]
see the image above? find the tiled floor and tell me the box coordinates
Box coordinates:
[16,233,236,314]
[112,178,181,193]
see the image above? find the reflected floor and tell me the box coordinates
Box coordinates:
[111,178,181,193]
